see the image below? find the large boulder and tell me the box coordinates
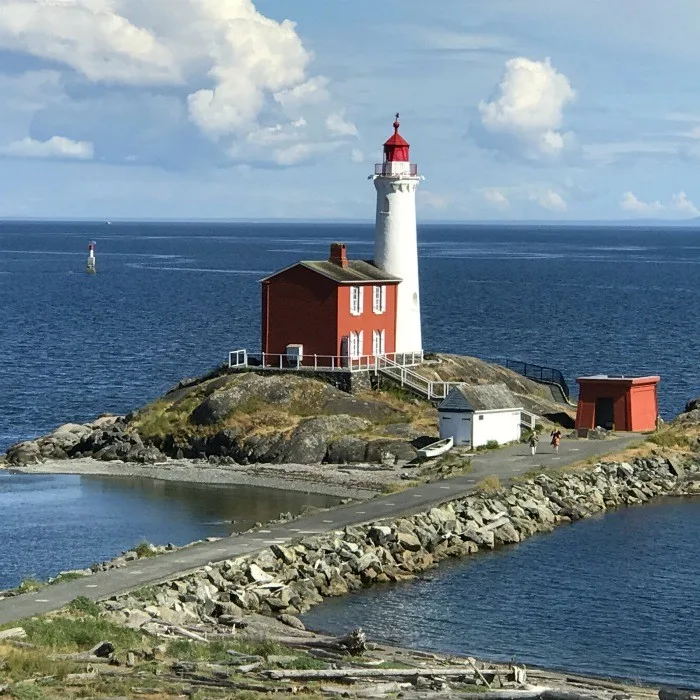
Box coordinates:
[326,436,369,464]
[5,440,41,466]
[282,415,369,464]
[189,373,342,426]
[365,439,417,464]
[322,397,403,422]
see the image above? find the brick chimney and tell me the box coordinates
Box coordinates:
[329,242,348,268]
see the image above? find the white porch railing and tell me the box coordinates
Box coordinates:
[521,410,538,431]
[228,350,424,373]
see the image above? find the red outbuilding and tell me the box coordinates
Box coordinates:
[575,375,660,432]
[260,243,401,368]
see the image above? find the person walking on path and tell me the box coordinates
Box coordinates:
[550,429,562,454]
[528,431,539,456]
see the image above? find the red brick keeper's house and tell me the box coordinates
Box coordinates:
[260,243,401,367]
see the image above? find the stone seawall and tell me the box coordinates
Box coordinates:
[102,455,700,630]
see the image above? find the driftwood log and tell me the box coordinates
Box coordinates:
[0,627,26,640]
[269,628,367,656]
[262,666,479,681]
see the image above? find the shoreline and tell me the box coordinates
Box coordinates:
[7,457,386,500]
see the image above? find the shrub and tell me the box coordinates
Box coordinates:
[67,596,100,617]
[51,572,87,585]
[134,541,157,558]
[17,578,43,594]
[475,475,501,492]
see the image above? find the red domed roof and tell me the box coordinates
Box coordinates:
[383,115,410,162]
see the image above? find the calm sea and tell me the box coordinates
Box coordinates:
[1,221,699,687]
[1,221,699,452]
[303,497,700,690]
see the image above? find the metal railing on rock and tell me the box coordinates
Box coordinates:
[228,350,424,373]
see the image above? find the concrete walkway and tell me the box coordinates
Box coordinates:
[0,434,644,627]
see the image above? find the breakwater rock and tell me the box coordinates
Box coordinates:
[101,456,699,632]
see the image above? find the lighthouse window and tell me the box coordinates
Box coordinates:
[350,286,363,315]
[373,286,386,314]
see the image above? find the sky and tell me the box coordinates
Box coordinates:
[1,0,700,221]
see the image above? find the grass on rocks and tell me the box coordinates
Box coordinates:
[133,541,157,558]
[474,475,501,492]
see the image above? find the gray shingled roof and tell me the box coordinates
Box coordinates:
[300,260,401,284]
[438,383,523,413]
[261,260,401,284]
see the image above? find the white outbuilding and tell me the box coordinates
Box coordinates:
[438,383,523,449]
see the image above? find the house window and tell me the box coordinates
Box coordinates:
[372,329,386,356]
[373,285,386,314]
[349,331,364,358]
[350,286,363,315]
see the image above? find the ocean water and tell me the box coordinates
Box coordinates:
[303,497,700,689]
[0,471,338,590]
[1,221,699,686]
[1,220,699,452]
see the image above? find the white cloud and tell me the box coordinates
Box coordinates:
[0,1,354,167]
[482,188,510,210]
[530,189,567,212]
[620,191,699,218]
[419,190,451,211]
[350,148,365,163]
[671,191,700,216]
[0,1,178,85]
[478,57,575,159]
[325,112,358,137]
[0,135,94,160]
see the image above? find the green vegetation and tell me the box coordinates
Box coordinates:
[476,440,501,452]
[17,578,43,594]
[67,595,101,617]
[133,541,157,558]
[50,571,87,585]
[131,585,160,601]
[474,475,501,492]
[382,479,422,494]
[647,428,692,449]
[22,616,143,652]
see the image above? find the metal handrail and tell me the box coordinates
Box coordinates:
[498,359,570,399]
[228,350,423,373]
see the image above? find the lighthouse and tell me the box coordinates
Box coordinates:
[86,241,96,274]
[372,114,422,356]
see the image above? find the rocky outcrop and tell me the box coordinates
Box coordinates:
[3,354,584,468]
[417,353,575,424]
[4,416,167,467]
[101,456,700,630]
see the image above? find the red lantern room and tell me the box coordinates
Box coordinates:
[383,113,410,163]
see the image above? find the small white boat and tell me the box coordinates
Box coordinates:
[417,436,454,459]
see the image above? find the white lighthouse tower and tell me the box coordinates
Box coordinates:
[372,114,422,356]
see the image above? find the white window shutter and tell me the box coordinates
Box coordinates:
[359,287,364,315]
[358,330,364,356]
[381,286,386,312]
[380,329,385,354]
